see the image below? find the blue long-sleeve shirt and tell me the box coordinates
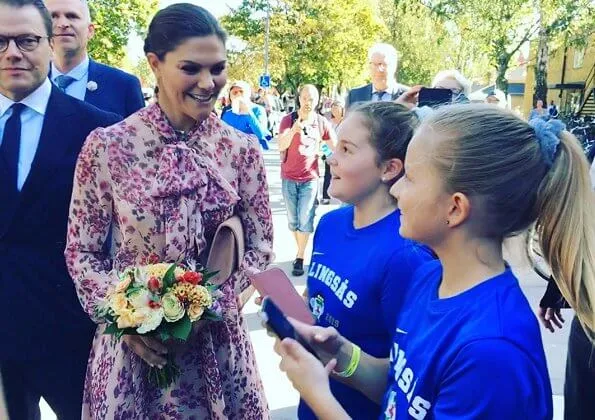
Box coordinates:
[221,104,270,149]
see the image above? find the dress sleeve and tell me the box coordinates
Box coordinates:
[65,129,117,323]
[228,136,274,294]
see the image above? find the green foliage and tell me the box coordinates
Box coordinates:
[168,315,192,341]
[222,0,593,96]
[162,264,177,289]
[87,0,158,67]
[222,0,385,92]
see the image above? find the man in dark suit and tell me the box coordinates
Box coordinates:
[0,1,120,418]
[346,42,408,109]
[45,0,144,117]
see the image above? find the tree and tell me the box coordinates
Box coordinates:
[222,0,386,93]
[532,0,595,106]
[87,0,158,67]
[376,0,490,86]
[428,0,539,95]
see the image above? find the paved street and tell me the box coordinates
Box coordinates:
[42,141,570,419]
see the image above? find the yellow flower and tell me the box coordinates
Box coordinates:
[171,283,212,308]
[144,263,172,279]
[187,303,204,321]
[143,263,186,283]
[193,285,213,308]
[115,275,131,293]
[117,309,143,329]
[110,293,129,314]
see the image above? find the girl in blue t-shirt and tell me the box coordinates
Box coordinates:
[273,104,595,419]
[299,102,433,419]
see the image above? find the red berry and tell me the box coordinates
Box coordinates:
[148,300,161,309]
[148,254,160,264]
[148,276,161,291]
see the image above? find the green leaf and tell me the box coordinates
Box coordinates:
[203,270,220,282]
[104,323,121,335]
[203,310,223,321]
[157,328,172,342]
[169,316,192,341]
[162,264,177,288]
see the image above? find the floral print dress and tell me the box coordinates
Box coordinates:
[65,104,273,419]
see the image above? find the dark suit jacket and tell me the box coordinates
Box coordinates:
[84,60,145,118]
[346,82,408,109]
[0,87,121,361]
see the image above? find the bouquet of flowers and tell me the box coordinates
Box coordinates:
[96,256,223,388]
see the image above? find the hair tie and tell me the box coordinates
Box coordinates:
[528,118,565,167]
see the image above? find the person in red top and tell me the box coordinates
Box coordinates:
[278,84,336,276]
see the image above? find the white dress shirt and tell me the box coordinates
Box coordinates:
[51,55,90,101]
[590,159,595,189]
[0,78,52,190]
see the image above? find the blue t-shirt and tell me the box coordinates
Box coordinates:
[299,206,433,420]
[380,260,552,420]
[221,104,270,149]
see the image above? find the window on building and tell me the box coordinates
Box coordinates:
[573,47,585,68]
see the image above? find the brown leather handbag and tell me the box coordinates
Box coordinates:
[206,215,255,309]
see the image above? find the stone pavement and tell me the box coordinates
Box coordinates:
[41,142,569,419]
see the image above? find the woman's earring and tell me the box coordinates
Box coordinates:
[446,220,450,225]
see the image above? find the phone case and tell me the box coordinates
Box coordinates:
[250,267,315,325]
[261,297,318,356]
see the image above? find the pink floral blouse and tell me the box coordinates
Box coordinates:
[65,104,273,419]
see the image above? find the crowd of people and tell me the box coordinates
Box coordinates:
[1,1,594,420]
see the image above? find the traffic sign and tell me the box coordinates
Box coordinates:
[259,74,271,88]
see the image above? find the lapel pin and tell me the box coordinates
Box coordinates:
[86,81,98,92]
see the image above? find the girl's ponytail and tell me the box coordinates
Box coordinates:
[535,130,595,339]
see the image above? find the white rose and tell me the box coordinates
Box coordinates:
[136,308,164,334]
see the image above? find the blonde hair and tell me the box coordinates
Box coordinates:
[425,104,595,337]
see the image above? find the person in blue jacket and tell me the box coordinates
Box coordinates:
[299,101,433,420]
[270,104,592,420]
[221,80,270,149]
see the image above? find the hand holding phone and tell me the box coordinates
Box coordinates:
[261,297,318,357]
[417,87,452,108]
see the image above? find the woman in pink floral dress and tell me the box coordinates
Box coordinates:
[65,4,272,419]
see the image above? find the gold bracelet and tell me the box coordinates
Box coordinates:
[333,344,361,378]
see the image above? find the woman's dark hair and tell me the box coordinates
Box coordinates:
[350,102,419,168]
[143,3,227,60]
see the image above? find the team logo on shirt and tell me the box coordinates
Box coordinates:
[310,294,325,320]
[384,390,397,419]
[308,262,358,308]
[389,340,432,419]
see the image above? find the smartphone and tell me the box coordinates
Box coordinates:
[418,87,452,108]
[261,297,318,357]
[250,267,315,325]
